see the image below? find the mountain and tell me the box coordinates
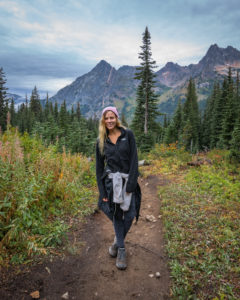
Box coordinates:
[50,60,138,118]
[156,44,240,116]
[156,44,240,87]
[156,62,190,87]
[50,44,240,120]
[197,44,240,77]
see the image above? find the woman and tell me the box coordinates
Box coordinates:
[96,106,141,270]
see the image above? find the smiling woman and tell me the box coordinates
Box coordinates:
[95,106,141,270]
[103,106,118,130]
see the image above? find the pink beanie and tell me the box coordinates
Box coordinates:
[102,106,119,118]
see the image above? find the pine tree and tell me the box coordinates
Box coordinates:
[70,105,75,122]
[182,78,200,152]
[59,100,69,136]
[68,117,91,154]
[209,82,222,148]
[9,98,16,127]
[202,87,214,148]
[164,123,175,145]
[164,101,183,145]
[54,102,58,122]
[32,114,58,145]
[0,67,8,131]
[220,68,236,148]
[86,117,98,138]
[172,101,183,143]
[235,71,240,117]
[131,27,159,150]
[229,116,240,162]
[236,71,239,99]
[49,101,53,116]
[163,115,168,129]
[229,70,240,156]
[44,92,50,121]
[131,81,145,137]
[201,82,221,149]
[76,102,81,122]
[30,86,42,122]
[24,94,34,133]
[18,103,27,133]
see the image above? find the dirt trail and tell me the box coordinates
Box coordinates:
[0,175,171,300]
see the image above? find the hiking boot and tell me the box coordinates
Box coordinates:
[109,237,118,257]
[116,248,127,270]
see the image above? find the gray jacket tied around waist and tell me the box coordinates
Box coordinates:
[108,172,132,211]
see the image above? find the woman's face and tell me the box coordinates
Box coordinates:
[104,111,117,131]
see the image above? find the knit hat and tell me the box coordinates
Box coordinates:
[102,106,119,118]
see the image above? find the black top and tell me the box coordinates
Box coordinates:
[96,127,139,200]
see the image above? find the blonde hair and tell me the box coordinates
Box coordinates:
[98,111,125,155]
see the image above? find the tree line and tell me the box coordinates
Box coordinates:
[163,70,240,159]
[131,27,240,161]
[0,68,98,155]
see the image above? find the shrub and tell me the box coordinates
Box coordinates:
[0,128,97,265]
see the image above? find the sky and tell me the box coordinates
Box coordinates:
[1,0,240,98]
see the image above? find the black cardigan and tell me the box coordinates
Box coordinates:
[95,127,139,201]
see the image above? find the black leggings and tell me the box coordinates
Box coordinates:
[113,216,133,248]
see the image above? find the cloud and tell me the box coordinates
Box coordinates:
[0,0,212,67]
[0,0,26,18]
[7,74,74,97]
[1,8,206,69]
[151,40,206,67]
[1,50,90,78]
[1,0,240,96]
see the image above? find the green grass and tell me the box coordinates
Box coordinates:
[146,145,240,299]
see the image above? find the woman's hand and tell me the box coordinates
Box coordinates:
[102,198,108,202]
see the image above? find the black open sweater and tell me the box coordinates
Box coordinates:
[95,127,141,220]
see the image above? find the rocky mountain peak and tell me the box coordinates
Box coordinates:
[225,45,240,58]
[165,62,175,67]
[199,44,240,67]
[207,43,219,53]
[199,44,222,65]
[117,65,135,71]
[92,59,112,72]
[163,62,182,71]
[155,61,190,87]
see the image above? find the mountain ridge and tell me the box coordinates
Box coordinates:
[48,44,240,119]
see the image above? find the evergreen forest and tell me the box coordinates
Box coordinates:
[164,69,240,162]
[1,64,240,161]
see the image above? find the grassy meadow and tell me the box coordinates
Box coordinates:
[141,144,240,299]
[0,128,97,265]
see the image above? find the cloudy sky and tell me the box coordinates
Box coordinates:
[1,0,240,97]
